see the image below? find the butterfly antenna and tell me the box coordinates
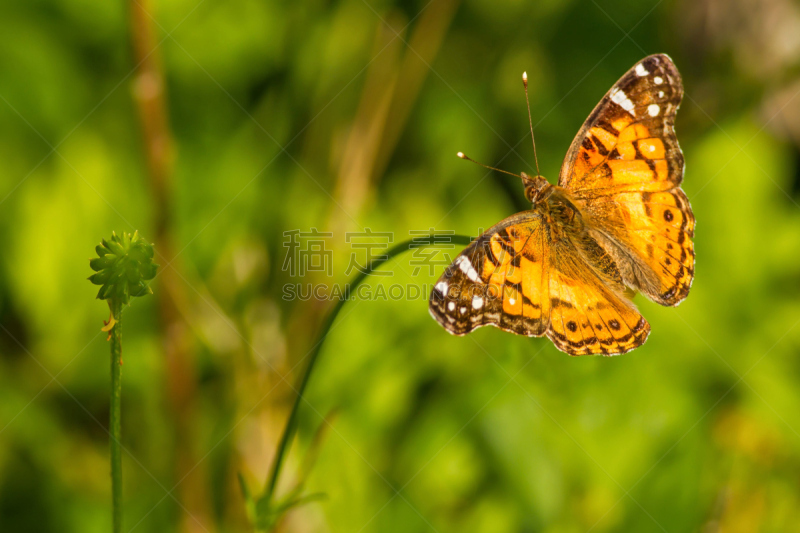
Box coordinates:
[522,72,541,177]
[456,152,521,179]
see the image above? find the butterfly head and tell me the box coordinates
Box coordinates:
[521,172,551,204]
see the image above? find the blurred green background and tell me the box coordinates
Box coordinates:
[3,0,800,531]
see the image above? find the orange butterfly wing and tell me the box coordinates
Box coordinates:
[430,54,691,355]
[547,239,650,355]
[429,213,650,355]
[559,54,695,306]
[429,213,550,337]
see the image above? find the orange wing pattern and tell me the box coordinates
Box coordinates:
[547,241,650,355]
[559,54,684,196]
[430,54,692,355]
[582,188,695,305]
[429,213,549,337]
[558,54,695,306]
[429,213,651,355]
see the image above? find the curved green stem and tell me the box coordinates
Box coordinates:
[110,301,123,533]
[262,234,472,503]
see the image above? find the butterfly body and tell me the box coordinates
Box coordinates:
[530,180,586,234]
[430,54,694,356]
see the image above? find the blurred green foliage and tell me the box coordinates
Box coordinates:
[2,0,800,532]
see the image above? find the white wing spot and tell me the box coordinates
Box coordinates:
[459,306,467,314]
[472,295,484,309]
[649,144,656,152]
[635,63,649,76]
[447,301,455,311]
[509,297,516,305]
[435,281,448,294]
[610,87,636,116]
[658,90,664,98]
[648,104,660,117]
[654,76,663,85]
[621,99,635,113]
[455,255,481,283]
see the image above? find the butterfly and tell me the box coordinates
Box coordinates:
[429,54,694,356]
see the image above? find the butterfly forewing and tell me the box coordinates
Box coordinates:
[557,53,695,306]
[559,53,684,195]
[429,213,549,337]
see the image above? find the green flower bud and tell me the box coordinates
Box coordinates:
[89,231,159,307]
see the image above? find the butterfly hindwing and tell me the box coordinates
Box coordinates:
[547,241,650,355]
[583,188,695,305]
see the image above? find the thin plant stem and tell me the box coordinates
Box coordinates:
[263,234,472,503]
[110,301,123,533]
[90,232,156,531]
